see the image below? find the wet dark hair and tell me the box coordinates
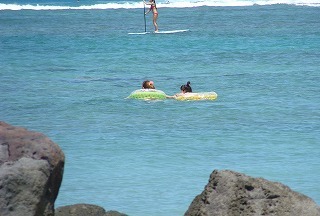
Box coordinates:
[180,81,192,92]
[142,80,155,89]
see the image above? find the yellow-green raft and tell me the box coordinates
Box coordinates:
[175,92,218,101]
[127,89,218,101]
[127,89,167,100]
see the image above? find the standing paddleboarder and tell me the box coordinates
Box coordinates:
[143,0,159,32]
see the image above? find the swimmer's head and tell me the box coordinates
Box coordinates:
[142,80,155,89]
[180,81,192,93]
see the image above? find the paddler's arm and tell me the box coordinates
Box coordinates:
[145,9,151,15]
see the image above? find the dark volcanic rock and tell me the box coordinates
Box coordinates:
[0,121,65,216]
[185,170,320,216]
[55,204,128,216]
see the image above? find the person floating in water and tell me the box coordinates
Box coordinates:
[142,80,155,89]
[180,81,192,93]
[167,81,192,98]
[143,0,159,32]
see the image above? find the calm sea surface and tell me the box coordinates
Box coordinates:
[1,1,319,215]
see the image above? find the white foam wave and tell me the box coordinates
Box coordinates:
[0,3,138,10]
[0,0,319,10]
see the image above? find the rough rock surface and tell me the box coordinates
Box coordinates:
[0,121,65,216]
[55,204,128,216]
[185,170,320,216]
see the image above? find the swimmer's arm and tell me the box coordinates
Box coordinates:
[166,93,181,99]
[166,95,175,99]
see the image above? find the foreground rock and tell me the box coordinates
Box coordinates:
[185,170,320,216]
[55,204,128,216]
[0,121,65,216]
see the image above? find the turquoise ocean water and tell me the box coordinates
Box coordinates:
[1,0,320,215]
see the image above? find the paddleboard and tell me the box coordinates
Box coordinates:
[128,32,150,35]
[128,29,189,35]
[155,29,189,34]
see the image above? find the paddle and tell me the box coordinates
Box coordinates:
[143,2,147,32]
